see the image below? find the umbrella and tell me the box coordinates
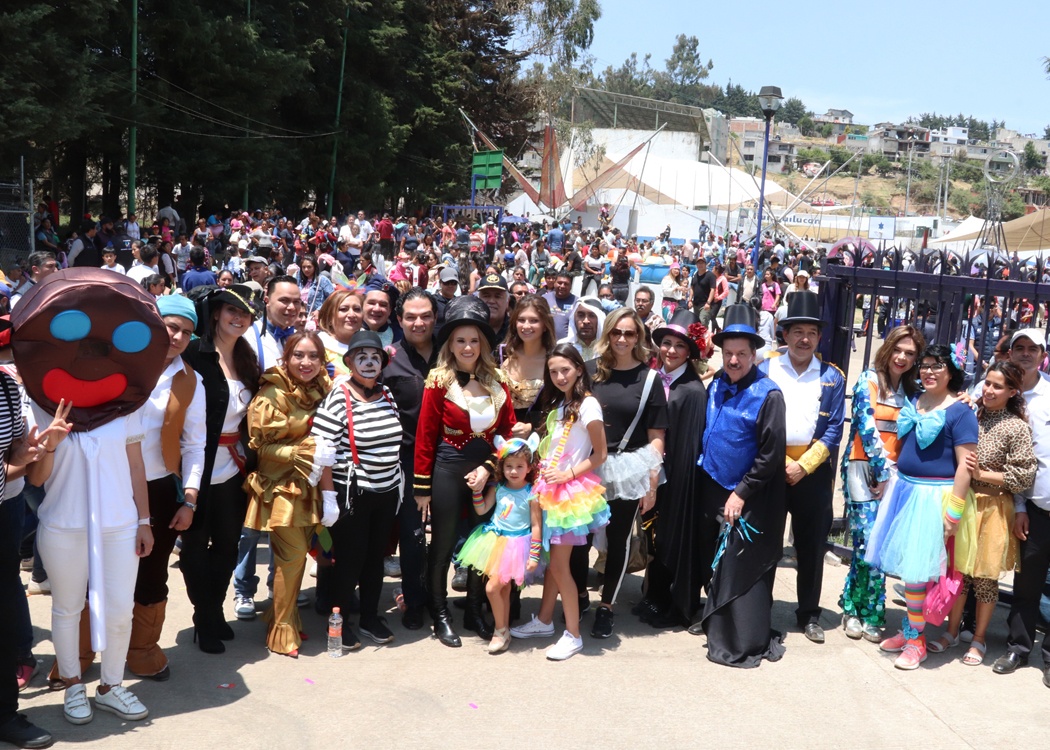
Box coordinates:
[827,236,877,266]
[500,215,527,224]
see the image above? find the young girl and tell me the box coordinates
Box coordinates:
[510,344,609,661]
[457,434,544,654]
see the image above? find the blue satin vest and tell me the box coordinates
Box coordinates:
[699,369,780,491]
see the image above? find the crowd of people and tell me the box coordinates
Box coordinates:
[2,205,1050,750]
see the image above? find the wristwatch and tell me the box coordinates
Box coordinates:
[183,501,198,512]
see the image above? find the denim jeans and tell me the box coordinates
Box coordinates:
[233,526,274,599]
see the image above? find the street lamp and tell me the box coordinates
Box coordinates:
[752,85,783,267]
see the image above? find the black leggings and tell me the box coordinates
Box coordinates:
[180,475,246,623]
[329,486,398,623]
[427,455,488,613]
[135,475,182,606]
[571,499,638,606]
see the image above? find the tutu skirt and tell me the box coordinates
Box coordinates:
[457,527,544,587]
[865,474,967,583]
[954,489,1016,579]
[534,470,610,547]
[597,444,663,500]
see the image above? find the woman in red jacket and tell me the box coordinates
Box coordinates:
[414,296,516,648]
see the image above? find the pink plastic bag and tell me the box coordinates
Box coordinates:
[924,538,963,625]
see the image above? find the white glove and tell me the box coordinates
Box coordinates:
[321,490,339,527]
[314,437,337,468]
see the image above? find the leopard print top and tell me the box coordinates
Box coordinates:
[973,407,1036,494]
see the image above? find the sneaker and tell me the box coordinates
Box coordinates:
[94,685,148,721]
[359,617,395,644]
[234,596,256,620]
[0,713,54,749]
[308,559,317,578]
[546,630,584,661]
[16,658,39,691]
[843,616,863,640]
[590,606,614,639]
[26,579,50,596]
[860,623,882,643]
[296,591,310,608]
[579,596,591,617]
[879,631,908,653]
[509,614,556,639]
[450,567,468,593]
[893,639,927,671]
[383,556,402,578]
[63,684,92,725]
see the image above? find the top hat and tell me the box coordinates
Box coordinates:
[652,308,706,360]
[712,304,764,348]
[780,290,823,329]
[436,295,495,350]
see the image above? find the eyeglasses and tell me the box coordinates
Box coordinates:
[611,328,639,340]
[918,363,947,373]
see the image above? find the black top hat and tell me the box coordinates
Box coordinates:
[780,290,823,329]
[712,304,764,348]
[436,295,495,350]
[652,308,704,360]
[343,329,389,368]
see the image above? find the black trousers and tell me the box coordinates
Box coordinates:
[1006,504,1050,663]
[785,462,833,626]
[570,498,639,607]
[397,456,426,612]
[180,475,246,624]
[329,486,398,624]
[427,457,487,614]
[135,474,183,605]
[0,494,25,723]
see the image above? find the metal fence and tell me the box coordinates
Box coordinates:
[0,163,33,270]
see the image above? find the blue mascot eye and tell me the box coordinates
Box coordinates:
[112,321,151,353]
[50,310,92,341]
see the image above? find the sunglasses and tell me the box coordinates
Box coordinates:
[611,328,638,340]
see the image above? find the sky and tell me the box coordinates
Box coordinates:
[584,0,1049,136]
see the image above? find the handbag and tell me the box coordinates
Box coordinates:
[924,537,963,625]
[600,368,660,501]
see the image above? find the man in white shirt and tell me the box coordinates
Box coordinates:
[759,291,845,645]
[127,244,161,284]
[127,295,206,680]
[124,212,141,240]
[993,329,1050,686]
[356,210,373,243]
[157,203,182,236]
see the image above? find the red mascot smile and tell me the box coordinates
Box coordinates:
[42,368,129,409]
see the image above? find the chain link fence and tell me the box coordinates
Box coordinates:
[0,169,33,272]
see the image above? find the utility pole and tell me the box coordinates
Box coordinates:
[242,0,251,211]
[903,131,915,217]
[327,1,351,217]
[128,0,138,215]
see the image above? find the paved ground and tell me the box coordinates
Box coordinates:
[15,548,1050,749]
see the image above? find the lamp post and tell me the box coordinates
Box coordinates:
[751,85,783,267]
[903,129,916,218]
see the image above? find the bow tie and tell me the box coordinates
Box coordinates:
[455,371,476,388]
[659,370,674,395]
[896,400,947,449]
[268,323,295,345]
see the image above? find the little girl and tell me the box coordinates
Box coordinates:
[510,343,610,661]
[457,434,543,654]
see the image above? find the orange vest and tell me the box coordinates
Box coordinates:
[849,381,903,463]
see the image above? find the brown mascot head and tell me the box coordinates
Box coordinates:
[11,268,168,432]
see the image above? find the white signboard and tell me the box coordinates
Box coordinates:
[868,216,896,241]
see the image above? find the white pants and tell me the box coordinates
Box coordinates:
[37,524,138,685]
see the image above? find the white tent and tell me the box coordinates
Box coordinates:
[929,215,986,245]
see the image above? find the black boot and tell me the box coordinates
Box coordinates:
[462,570,493,640]
[431,608,462,648]
[193,611,225,654]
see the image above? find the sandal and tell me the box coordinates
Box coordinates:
[962,640,987,666]
[927,632,959,653]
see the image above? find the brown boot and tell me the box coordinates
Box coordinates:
[127,601,170,680]
[48,605,96,689]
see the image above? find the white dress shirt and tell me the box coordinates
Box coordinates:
[765,353,821,446]
[1018,374,1050,512]
[139,357,207,489]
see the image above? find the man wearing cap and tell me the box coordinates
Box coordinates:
[543,271,576,340]
[697,303,787,666]
[244,255,271,286]
[759,290,845,644]
[992,328,1050,687]
[558,297,605,362]
[127,295,206,682]
[434,266,459,325]
[476,272,510,347]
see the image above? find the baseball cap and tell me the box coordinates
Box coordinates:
[245,255,267,265]
[1011,328,1046,349]
[476,272,507,292]
[439,266,459,284]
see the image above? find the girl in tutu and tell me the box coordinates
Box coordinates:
[865,345,978,670]
[510,344,610,661]
[457,434,544,654]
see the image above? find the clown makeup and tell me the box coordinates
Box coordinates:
[350,347,383,382]
[659,334,690,373]
[287,339,324,385]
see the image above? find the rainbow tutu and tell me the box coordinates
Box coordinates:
[534,471,610,547]
[457,527,543,586]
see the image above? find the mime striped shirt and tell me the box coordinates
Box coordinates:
[0,371,25,503]
[312,378,403,493]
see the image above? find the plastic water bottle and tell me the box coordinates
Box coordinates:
[327,607,343,658]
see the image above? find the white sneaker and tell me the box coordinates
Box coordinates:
[94,685,148,721]
[27,579,51,595]
[234,596,256,620]
[383,556,402,578]
[64,683,93,725]
[509,614,555,640]
[546,630,584,661]
[296,591,309,608]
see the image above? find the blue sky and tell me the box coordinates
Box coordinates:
[585,0,1049,136]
